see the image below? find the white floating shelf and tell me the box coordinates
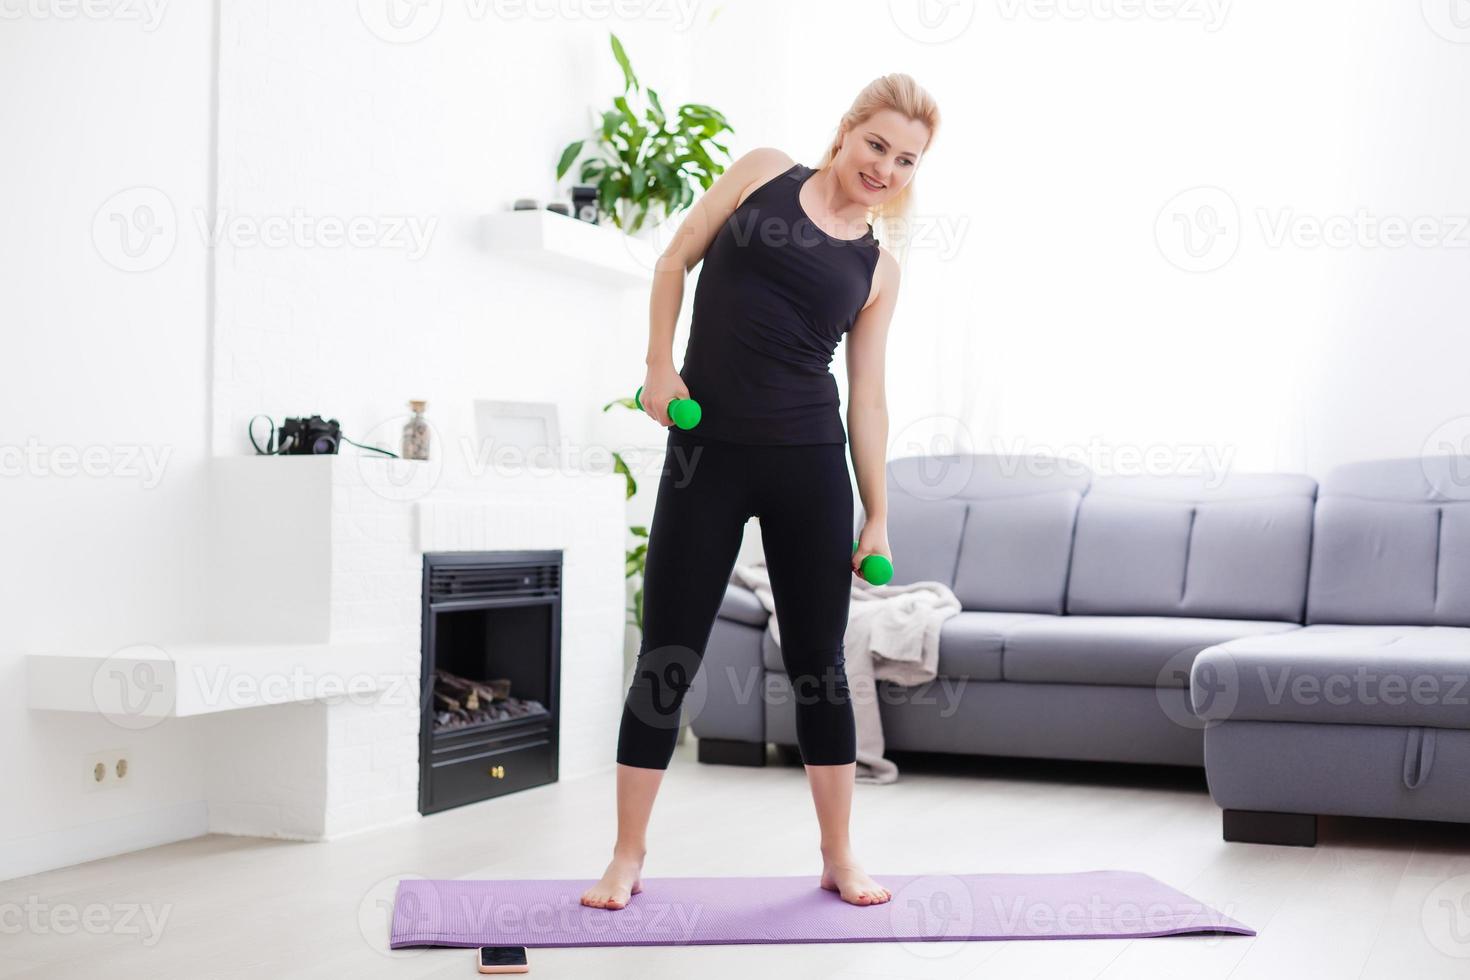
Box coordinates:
[480,209,658,287]
[27,638,408,719]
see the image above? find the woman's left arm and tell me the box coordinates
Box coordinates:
[846,248,901,576]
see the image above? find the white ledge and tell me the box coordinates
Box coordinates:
[26,638,410,720]
[480,209,656,287]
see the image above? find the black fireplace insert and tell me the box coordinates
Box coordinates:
[418,550,562,814]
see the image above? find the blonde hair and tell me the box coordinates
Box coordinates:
[814,73,939,256]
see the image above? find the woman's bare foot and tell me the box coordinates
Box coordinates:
[580,846,645,910]
[819,846,892,906]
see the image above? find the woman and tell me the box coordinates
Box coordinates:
[583,74,938,911]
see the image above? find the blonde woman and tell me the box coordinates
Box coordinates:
[584,74,939,911]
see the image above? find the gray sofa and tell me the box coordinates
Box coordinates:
[687,453,1470,846]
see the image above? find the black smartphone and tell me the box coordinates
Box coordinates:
[478,945,529,974]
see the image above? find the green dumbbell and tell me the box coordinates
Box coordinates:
[635,385,702,430]
[852,541,894,586]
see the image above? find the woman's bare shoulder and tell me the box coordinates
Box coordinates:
[730,147,798,209]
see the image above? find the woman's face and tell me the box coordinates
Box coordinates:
[837,108,929,204]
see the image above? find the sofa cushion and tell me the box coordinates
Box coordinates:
[1066,472,1315,621]
[1002,615,1301,688]
[935,612,1053,680]
[873,453,1091,594]
[761,610,1051,681]
[1307,457,1470,627]
[884,492,968,588]
[1191,624,1470,729]
[951,491,1080,614]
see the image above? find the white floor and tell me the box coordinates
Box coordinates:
[5,736,1469,979]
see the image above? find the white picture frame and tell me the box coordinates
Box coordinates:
[472,400,563,470]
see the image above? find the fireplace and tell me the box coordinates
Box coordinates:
[419,550,562,814]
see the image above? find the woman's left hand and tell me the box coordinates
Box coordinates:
[852,521,892,577]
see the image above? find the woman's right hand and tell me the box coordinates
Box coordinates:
[640,362,689,428]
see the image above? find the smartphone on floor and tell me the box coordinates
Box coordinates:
[478,946,529,974]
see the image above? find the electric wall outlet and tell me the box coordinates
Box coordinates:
[87,749,131,790]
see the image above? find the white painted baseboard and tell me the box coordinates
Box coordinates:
[0,800,208,883]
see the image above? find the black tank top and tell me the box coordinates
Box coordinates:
[675,162,880,445]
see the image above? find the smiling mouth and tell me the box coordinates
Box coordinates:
[859,172,885,191]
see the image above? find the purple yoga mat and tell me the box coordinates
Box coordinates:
[389,870,1253,948]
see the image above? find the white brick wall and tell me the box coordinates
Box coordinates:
[199,454,627,842]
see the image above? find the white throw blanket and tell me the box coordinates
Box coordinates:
[727,558,961,784]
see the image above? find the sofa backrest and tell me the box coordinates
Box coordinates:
[1064,471,1317,622]
[875,454,1090,614]
[1307,456,1470,626]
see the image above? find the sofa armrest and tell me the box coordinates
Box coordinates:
[688,614,766,743]
[718,582,770,627]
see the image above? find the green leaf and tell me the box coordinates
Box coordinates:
[613,95,639,129]
[610,33,638,93]
[555,140,583,181]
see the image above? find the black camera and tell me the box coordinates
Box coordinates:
[248,414,342,455]
[277,415,340,454]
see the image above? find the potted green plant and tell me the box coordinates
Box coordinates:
[557,32,735,234]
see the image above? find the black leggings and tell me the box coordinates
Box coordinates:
[616,427,856,769]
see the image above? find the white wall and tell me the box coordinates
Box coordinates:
[0,3,218,881]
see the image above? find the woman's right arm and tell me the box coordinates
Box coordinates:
[640,146,794,425]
